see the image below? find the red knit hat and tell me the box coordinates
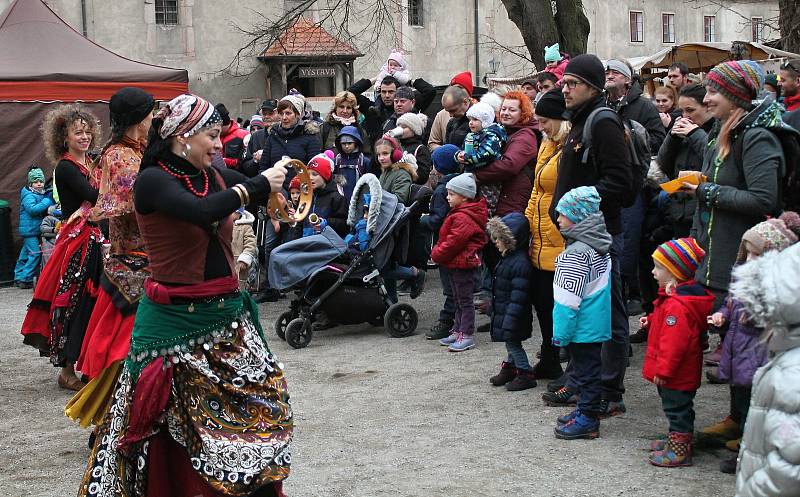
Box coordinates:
[289,175,302,191]
[450,71,474,97]
[307,153,333,182]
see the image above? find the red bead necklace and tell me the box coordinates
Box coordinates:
[159,161,209,197]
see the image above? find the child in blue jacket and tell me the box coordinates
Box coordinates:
[15,167,54,288]
[550,186,612,440]
[456,102,508,170]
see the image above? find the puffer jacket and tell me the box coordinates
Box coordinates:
[488,213,534,343]
[462,123,508,170]
[717,296,768,387]
[642,281,715,391]
[18,186,54,237]
[552,212,613,346]
[694,97,785,293]
[524,138,565,272]
[729,243,800,497]
[432,197,488,269]
[257,121,322,189]
[379,161,417,206]
[473,120,538,217]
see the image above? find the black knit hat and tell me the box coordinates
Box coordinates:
[535,88,567,119]
[215,103,231,125]
[109,87,154,130]
[563,54,606,92]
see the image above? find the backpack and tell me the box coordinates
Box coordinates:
[733,126,800,214]
[581,107,651,207]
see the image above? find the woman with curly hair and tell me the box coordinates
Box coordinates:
[78,93,292,497]
[21,104,103,391]
[320,90,371,156]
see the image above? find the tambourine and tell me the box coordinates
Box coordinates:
[267,158,313,223]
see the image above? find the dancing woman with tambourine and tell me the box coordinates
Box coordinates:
[78,94,296,497]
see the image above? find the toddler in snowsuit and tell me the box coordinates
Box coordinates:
[641,237,714,467]
[457,101,508,170]
[421,144,462,339]
[39,205,61,267]
[551,186,612,440]
[334,126,371,202]
[373,50,412,93]
[432,173,488,352]
[542,43,569,82]
[487,212,537,391]
[15,167,54,288]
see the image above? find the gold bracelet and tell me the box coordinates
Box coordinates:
[231,185,245,207]
[238,184,250,205]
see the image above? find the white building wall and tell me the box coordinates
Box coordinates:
[1,0,779,117]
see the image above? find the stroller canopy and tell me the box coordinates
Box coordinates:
[268,226,348,291]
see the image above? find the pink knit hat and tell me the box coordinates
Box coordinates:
[387,50,407,71]
[737,211,800,263]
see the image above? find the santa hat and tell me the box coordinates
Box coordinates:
[307,152,334,182]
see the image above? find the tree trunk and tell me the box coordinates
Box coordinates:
[500,0,559,70]
[554,0,590,57]
[779,0,800,54]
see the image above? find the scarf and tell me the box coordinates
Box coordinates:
[331,114,356,126]
[784,92,800,112]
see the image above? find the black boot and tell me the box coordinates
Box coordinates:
[489,361,517,386]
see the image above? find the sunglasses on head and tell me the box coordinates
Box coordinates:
[781,60,800,73]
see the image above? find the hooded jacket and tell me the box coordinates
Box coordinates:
[552,212,613,346]
[642,281,715,391]
[232,209,257,268]
[473,120,538,217]
[488,213,534,343]
[717,296,768,387]
[609,81,666,153]
[379,160,417,206]
[18,186,54,237]
[257,121,322,190]
[524,138,565,272]
[432,197,488,269]
[334,125,372,202]
[552,96,632,235]
[220,121,249,169]
[693,97,785,292]
[729,243,800,496]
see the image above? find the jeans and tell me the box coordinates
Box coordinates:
[568,342,603,417]
[531,267,558,367]
[437,266,455,324]
[450,268,476,335]
[601,232,630,402]
[14,236,41,283]
[506,340,531,371]
[658,386,697,433]
[730,385,752,427]
[382,264,417,303]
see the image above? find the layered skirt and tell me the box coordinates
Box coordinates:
[78,289,293,497]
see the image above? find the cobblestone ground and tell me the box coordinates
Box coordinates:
[0,280,736,496]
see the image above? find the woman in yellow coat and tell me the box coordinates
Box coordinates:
[524,89,570,380]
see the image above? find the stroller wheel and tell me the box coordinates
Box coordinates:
[274,311,294,340]
[384,303,418,338]
[286,318,313,349]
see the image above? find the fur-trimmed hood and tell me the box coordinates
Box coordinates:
[386,160,418,182]
[486,212,530,253]
[234,209,255,225]
[348,173,383,232]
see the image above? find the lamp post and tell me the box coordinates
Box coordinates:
[483,56,501,85]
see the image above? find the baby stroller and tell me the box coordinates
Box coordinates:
[268,174,423,348]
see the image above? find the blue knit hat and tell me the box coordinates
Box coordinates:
[556,186,601,224]
[544,43,561,63]
[432,144,461,175]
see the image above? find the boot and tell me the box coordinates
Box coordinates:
[700,416,741,440]
[506,369,537,391]
[489,362,517,386]
[532,360,563,380]
[426,320,454,340]
[704,343,723,366]
[725,437,741,452]
[650,436,668,451]
[648,432,693,467]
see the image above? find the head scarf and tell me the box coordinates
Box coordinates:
[155,94,221,139]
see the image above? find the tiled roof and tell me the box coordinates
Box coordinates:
[262,17,361,58]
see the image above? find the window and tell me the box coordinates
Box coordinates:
[662,13,675,44]
[630,11,643,43]
[703,16,716,42]
[408,0,423,26]
[155,0,178,25]
[752,17,764,42]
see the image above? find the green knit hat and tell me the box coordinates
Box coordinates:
[28,167,44,184]
[544,43,561,63]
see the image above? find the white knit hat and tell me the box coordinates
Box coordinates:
[446,173,477,199]
[396,112,428,137]
[466,102,496,130]
[480,91,504,112]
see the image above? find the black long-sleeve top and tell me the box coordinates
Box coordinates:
[55,159,99,218]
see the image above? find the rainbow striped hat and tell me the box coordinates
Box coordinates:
[652,237,705,282]
[705,60,764,110]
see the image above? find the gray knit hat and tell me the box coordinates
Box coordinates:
[446,173,477,199]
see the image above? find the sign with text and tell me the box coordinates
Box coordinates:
[299,67,337,78]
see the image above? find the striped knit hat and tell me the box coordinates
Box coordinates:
[652,237,705,282]
[737,211,800,263]
[705,60,765,110]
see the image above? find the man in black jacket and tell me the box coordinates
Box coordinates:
[548,54,633,418]
[442,85,472,147]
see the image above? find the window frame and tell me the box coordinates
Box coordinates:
[751,17,764,42]
[662,12,676,44]
[703,15,716,43]
[630,11,644,43]
[154,0,179,26]
[408,0,424,27]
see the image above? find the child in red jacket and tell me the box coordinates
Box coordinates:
[431,173,488,352]
[640,237,714,468]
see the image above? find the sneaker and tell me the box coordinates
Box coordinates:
[448,333,475,352]
[426,320,454,340]
[409,270,426,299]
[700,416,741,440]
[629,326,649,344]
[626,298,644,316]
[719,456,738,474]
[542,387,578,407]
[489,361,517,386]
[506,369,537,391]
[598,399,627,419]
[557,409,579,426]
[547,372,568,392]
[439,333,458,346]
[554,413,600,440]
